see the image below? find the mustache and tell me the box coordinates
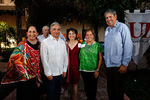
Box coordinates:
[54,32,60,34]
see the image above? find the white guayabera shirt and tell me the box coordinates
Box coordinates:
[40,35,68,77]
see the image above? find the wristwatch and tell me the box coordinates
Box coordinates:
[96,69,99,71]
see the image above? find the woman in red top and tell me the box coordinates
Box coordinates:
[66,28,80,100]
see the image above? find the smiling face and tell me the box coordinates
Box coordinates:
[68,30,76,41]
[43,27,49,38]
[105,13,117,28]
[50,25,60,39]
[26,26,38,42]
[85,31,94,42]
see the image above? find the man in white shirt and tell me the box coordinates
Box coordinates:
[40,22,68,100]
[37,26,50,42]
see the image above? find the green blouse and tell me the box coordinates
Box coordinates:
[79,41,104,72]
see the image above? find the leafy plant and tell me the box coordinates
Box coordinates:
[0,22,17,49]
[0,22,17,42]
[14,0,137,41]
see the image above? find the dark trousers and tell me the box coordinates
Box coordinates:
[17,78,40,100]
[106,67,125,100]
[39,73,47,95]
[81,71,98,100]
[47,75,63,100]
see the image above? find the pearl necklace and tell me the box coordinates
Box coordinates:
[27,38,37,44]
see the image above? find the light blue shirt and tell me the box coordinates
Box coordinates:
[59,32,66,41]
[37,34,50,42]
[104,20,133,67]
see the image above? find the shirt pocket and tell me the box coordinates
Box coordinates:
[47,45,55,56]
[110,35,123,55]
[110,55,122,65]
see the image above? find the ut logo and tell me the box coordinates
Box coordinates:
[129,22,150,38]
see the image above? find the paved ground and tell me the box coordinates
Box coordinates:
[3,71,109,100]
[1,55,149,100]
[59,75,108,100]
[1,56,109,100]
[3,76,109,100]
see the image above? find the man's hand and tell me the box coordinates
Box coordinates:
[47,75,53,80]
[62,72,66,78]
[118,64,127,74]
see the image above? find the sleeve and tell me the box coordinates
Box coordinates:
[121,24,133,67]
[63,42,68,72]
[40,40,52,77]
[98,43,104,54]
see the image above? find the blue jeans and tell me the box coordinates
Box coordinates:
[47,75,63,100]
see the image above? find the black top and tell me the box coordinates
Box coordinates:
[27,41,39,50]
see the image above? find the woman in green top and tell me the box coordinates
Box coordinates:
[79,29,104,100]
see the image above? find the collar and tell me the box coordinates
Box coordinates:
[42,34,50,37]
[50,35,60,41]
[108,20,118,31]
[114,20,118,28]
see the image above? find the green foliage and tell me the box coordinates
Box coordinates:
[66,0,137,27]
[14,0,137,41]
[14,0,137,29]
[0,72,17,100]
[0,22,17,42]
[0,22,8,42]
[7,26,17,40]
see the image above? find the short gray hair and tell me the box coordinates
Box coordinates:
[42,26,49,30]
[50,22,61,30]
[104,9,117,17]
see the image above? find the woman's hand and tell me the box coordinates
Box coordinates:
[94,71,99,78]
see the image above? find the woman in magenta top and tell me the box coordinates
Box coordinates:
[66,28,80,100]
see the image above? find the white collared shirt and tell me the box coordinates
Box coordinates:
[40,35,68,77]
[37,34,50,42]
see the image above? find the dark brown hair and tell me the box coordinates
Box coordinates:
[66,27,78,41]
[84,29,94,36]
[27,24,38,32]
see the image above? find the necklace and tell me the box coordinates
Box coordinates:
[69,40,76,45]
[27,38,37,44]
[70,43,75,45]
[85,41,93,52]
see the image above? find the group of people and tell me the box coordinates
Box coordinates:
[1,9,133,100]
